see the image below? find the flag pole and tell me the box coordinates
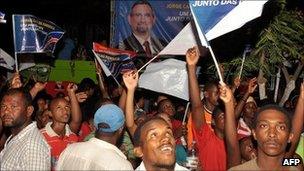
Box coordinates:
[137,54,159,73]
[207,46,224,85]
[182,102,190,124]
[12,15,19,72]
[189,6,224,85]
[238,45,250,79]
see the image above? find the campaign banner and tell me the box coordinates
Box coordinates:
[111,0,191,54]
[13,15,64,54]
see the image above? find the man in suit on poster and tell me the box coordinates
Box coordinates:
[122,0,167,67]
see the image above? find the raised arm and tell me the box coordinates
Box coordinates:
[122,71,139,137]
[186,47,205,129]
[95,61,110,99]
[67,83,82,134]
[220,84,241,168]
[234,77,257,118]
[286,82,304,157]
[29,82,47,99]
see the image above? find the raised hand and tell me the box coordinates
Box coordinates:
[66,83,78,94]
[186,46,200,66]
[33,82,47,92]
[123,71,138,91]
[10,72,22,89]
[76,92,88,103]
[233,76,241,89]
[219,84,233,104]
[247,77,257,94]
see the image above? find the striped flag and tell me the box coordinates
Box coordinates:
[92,42,136,78]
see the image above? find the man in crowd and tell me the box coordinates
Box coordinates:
[122,0,167,67]
[40,83,81,170]
[229,105,298,170]
[0,88,50,170]
[133,116,188,171]
[186,46,227,170]
[56,104,133,170]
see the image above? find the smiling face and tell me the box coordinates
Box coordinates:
[252,109,293,157]
[128,4,155,36]
[135,118,176,169]
[50,98,71,124]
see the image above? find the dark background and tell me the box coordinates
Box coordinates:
[0,0,303,61]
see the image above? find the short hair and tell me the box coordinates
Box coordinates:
[133,116,168,147]
[49,97,68,110]
[212,102,225,119]
[130,0,154,15]
[78,78,96,92]
[204,80,218,92]
[157,99,172,113]
[1,88,32,107]
[253,104,291,130]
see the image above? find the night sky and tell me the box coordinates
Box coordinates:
[0,0,303,60]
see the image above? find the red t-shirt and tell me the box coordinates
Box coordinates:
[171,119,182,144]
[41,123,78,170]
[193,123,226,171]
[78,121,93,142]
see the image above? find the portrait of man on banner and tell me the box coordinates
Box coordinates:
[112,0,191,68]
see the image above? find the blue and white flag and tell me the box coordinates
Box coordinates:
[0,11,6,23]
[159,0,268,55]
[13,15,64,54]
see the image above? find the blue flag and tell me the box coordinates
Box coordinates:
[13,15,64,54]
[189,0,239,33]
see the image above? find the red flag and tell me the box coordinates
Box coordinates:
[93,42,137,57]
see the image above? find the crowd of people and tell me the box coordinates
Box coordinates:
[0,46,303,171]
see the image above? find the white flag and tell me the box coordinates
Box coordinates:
[138,59,189,100]
[0,48,14,70]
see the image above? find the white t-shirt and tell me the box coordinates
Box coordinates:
[56,137,133,170]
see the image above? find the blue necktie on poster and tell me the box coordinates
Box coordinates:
[13,15,64,54]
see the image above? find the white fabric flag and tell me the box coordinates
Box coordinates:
[138,59,189,100]
[0,48,14,70]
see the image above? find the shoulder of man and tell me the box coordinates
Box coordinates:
[228,159,258,171]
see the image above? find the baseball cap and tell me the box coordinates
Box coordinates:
[246,96,257,106]
[94,104,125,133]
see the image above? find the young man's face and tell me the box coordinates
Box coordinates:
[50,98,71,124]
[240,137,257,161]
[137,119,176,169]
[205,86,219,106]
[252,109,293,157]
[213,112,225,132]
[128,4,155,36]
[158,100,175,117]
[243,102,257,119]
[0,93,31,127]
[37,98,47,111]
